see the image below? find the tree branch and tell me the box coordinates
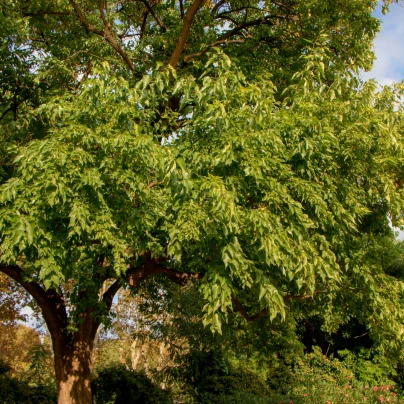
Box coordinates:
[231,288,319,322]
[68,0,104,35]
[147,180,159,189]
[284,287,328,302]
[139,9,149,40]
[97,0,109,27]
[152,265,205,285]
[140,0,166,30]
[183,12,295,62]
[0,107,13,121]
[168,0,206,68]
[0,264,68,337]
[82,277,123,343]
[211,0,226,16]
[231,295,269,322]
[76,60,94,89]
[179,0,185,19]
[68,0,135,72]
[102,279,123,311]
[127,260,204,288]
[22,10,71,16]
[184,38,246,62]
[216,14,296,42]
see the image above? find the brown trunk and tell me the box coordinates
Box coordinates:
[54,337,94,404]
[0,265,123,404]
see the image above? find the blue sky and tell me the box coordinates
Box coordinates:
[362,2,404,85]
[362,2,404,238]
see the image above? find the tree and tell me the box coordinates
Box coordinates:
[1,0,404,402]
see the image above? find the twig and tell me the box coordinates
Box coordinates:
[354,332,369,339]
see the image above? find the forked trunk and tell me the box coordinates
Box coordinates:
[53,336,94,404]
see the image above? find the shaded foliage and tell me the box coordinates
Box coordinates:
[92,364,172,404]
[0,359,56,404]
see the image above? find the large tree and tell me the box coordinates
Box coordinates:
[1,0,404,402]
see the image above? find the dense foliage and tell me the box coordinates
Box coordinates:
[1,0,404,402]
[0,359,56,404]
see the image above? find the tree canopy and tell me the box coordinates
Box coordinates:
[1,0,404,402]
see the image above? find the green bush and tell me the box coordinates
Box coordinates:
[180,348,403,404]
[178,349,269,402]
[199,390,270,404]
[92,364,172,404]
[265,348,402,404]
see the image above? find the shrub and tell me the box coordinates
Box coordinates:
[178,349,269,402]
[92,364,172,404]
[266,348,402,404]
[0,359,56,404]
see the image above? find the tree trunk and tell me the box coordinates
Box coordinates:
[0,262,195,403]
[54,337,94,404]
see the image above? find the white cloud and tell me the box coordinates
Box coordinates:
[361,2,404,84]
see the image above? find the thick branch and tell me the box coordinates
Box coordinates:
[231,295,269,322]
[104,34,136,73]
[139,7,150,40]
[68,0,104,35]
[152,265,205,285]
[0,264,68,337]
[22,10,71,16]
[127,260,204,287]
[84,278,124,342]
[168,0,205,68]
[102,279,123,311]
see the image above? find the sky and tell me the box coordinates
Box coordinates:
[361,2,404,85]
[362,2,404,239]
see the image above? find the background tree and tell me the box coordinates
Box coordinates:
[0,273,42,373]
[1,0,404,403]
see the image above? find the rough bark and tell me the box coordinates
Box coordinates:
[55,339,93,404]
[45,304,98,403]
